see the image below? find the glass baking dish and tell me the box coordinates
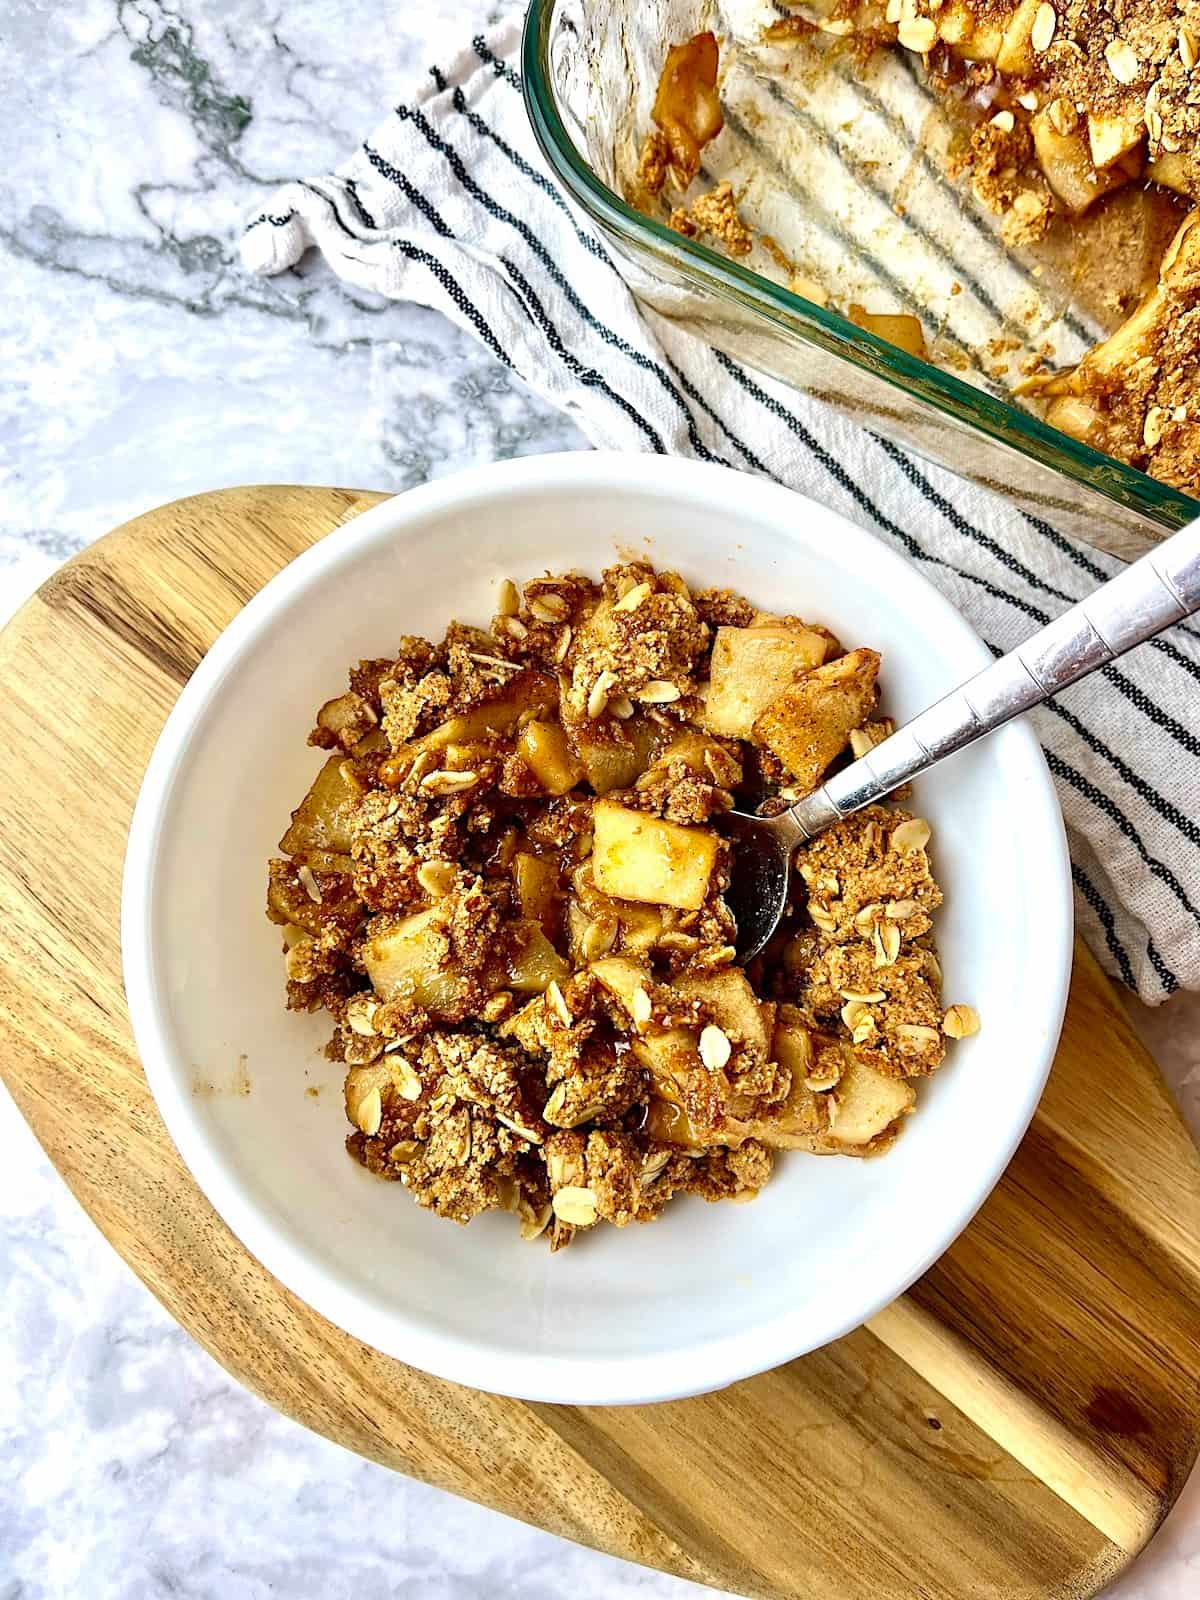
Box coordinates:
[522,0,1200,556]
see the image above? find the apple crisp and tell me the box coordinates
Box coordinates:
[267,563,977,1249]
[638,11,1200,494]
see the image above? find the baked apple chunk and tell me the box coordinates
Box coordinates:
[591,798,720,910]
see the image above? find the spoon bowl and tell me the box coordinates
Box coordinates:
[719,809,799,962]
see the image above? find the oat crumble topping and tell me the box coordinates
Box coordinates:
[638,12,1200,494]
[268,563,976,1249]
[669,182,754,256]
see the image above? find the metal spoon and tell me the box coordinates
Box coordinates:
[721,518,1200,961]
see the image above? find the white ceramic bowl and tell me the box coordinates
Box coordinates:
[123,452,1072,1405]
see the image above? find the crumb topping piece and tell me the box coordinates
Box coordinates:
[669,183,754,256]
[1035,209,1200,493]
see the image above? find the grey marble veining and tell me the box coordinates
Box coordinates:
[1,1,1198,1596]
[1,1088,703,1600]
[1,0,583,581]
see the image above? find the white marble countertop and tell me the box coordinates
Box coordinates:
[2,1,1199,1595]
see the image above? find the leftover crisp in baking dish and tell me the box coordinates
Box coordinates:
[268,564,977,1249]
[639,6,1200,494]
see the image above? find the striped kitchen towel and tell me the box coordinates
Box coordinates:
[240,20,1200,1002]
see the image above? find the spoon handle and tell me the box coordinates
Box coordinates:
[788,517,1200,838]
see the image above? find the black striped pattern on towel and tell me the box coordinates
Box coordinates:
[240,21,1200,1002]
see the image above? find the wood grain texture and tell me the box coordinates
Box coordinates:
[1,484,1198,1600]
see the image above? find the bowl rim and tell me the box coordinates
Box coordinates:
[121,451,1073,1404]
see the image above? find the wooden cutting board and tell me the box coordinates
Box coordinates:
[2,484,1199,1600]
